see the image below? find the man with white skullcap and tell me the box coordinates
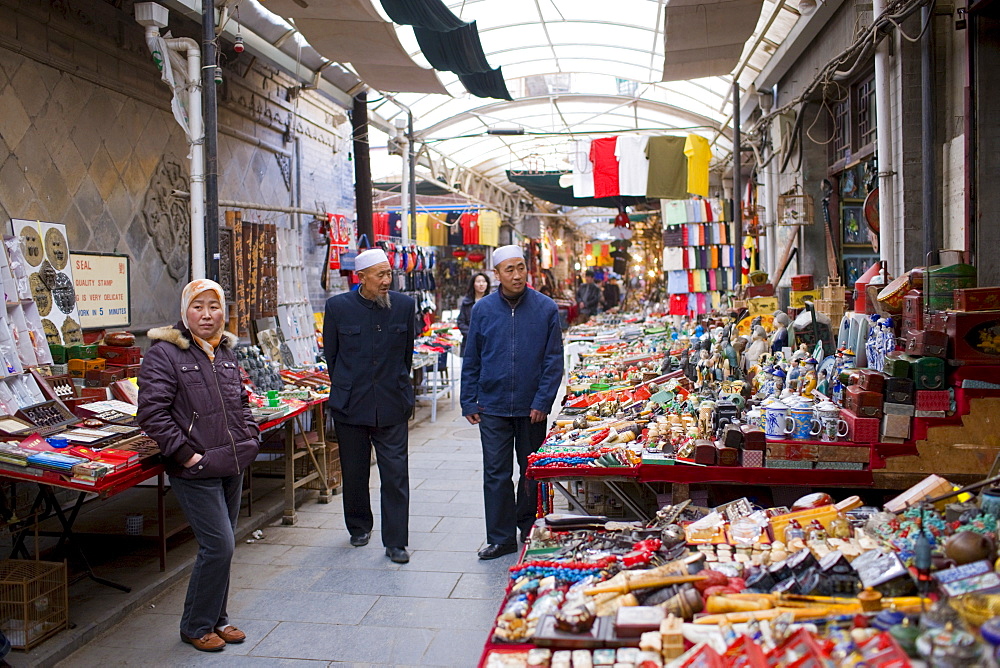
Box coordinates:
[323,247,415,564]
[461,245,564,559]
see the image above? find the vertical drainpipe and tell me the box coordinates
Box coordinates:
[353,91,374,244]
[873,0,897,274]
[202,0,220,281]
[922,5,937,264]
[732,82,743,288]
[408,112,417,243]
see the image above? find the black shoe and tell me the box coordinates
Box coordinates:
[478,543,517,560]
[385,547,409,563]
[350,532,371,547]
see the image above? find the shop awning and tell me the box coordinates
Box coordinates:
[505,171,648,209]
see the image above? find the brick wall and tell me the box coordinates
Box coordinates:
[0,0,354,331]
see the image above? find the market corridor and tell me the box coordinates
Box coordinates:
[58,399,518,667]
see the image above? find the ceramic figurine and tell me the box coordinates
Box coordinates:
[743,325,769,370]
[800,358,819,396]
[791,343,810,363]
[771,311,791,354]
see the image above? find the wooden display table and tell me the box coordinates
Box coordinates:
[0,455,164,592]
[258,398,333,525]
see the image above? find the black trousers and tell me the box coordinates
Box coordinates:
[334,421,409,548]
[479,414,547,545]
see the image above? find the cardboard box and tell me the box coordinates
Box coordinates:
[915,390,950,412]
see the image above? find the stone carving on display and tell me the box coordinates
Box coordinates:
[276,153,292,192]
[140,156,190,282]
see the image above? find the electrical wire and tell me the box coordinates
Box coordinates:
[748,0,932,155]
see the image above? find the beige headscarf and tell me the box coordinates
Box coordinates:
[181,279,226,360]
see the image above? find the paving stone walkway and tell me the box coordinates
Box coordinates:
[59,398,520,667]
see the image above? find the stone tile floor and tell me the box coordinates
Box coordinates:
[58,399,520,667]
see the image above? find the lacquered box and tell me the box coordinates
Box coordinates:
[842,408,880,443]
[941,310,1000,364]
[98,345,141,366]
[915,390,950,412]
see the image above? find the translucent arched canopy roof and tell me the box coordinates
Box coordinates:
[361,0,802,190]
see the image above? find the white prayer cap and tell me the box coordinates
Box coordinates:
[492,245,524,266]
[355,248,389,271]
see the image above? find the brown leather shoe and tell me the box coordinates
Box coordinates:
[180,632,226,652]
[214,625,246,644]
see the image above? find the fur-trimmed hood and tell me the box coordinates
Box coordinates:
[147,323,238,351]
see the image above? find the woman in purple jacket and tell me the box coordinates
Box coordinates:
[137,279,260,653]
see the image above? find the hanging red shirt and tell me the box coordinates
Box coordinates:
[461,211,479,245]
[590,137,620,198]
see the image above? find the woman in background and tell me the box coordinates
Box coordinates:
[457,272,491,356]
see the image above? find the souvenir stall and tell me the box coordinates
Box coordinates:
[479,257,1000,665]
[0,217,342,649]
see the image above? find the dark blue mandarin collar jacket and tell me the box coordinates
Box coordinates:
[461,287,564,418]
[323,289,416,427]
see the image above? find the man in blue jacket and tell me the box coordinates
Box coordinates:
[462,245,564,559]
[324,248,415,564]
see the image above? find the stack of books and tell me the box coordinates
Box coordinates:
[70,460,114,485]
[67,446,139,472]
[25,451,86,474]
[0,443,41,476]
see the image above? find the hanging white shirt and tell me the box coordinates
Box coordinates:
[615,135,649,196]
[571,139,595,198]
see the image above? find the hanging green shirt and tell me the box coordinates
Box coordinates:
[645,135,688,199]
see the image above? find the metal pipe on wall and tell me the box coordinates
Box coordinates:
[353,91,374,244]
[202,0,220,282]
[873,0,898,274]
[922,5,937,264]
[408,113,417,243]
[732,82,743,288]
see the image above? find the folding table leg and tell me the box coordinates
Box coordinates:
[45,488,131,592]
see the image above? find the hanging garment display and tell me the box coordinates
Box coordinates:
[645,136,688,199]
[478,210,501,246]
[571,138,595,198]
[460,211,479,245]
[428,212,448,246]
[684,134,712,197]
[615,135,650,196]
[445,211,463,245]
[589,137,620,198]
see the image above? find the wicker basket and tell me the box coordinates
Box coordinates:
[0,560,68,650]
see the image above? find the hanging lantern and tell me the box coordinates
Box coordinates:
[453,249,468,258]
[467,252,486,263]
